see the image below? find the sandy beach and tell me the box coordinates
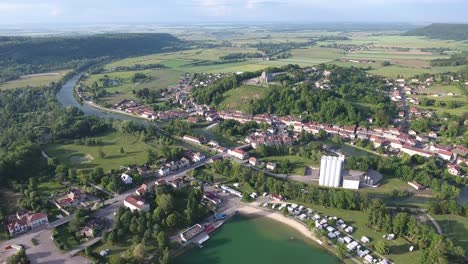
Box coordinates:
[236,204,323,245]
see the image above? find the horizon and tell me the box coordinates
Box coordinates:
[1,0,468,26]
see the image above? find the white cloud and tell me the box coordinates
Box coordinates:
[0,1,62,16]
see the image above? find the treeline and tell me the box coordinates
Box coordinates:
[219,52,263,61]
[250,65,394,126]
[209,160,369,211]
[0,33,181,82]
[431,51,468,66]
[212,120,265,141]
[253,40,316,56]
[404,23,468,40]
[368,200,465,263]
[192,64,299,105]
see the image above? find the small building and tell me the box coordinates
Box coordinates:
[124,195,150,212]
[203,192,221,205]
[158,166,170,176]
[361,169,383,187]
[6,211,48,236]
[271,194,284,201]
[408,181,425,190]
[183,135,202,145]
[170,178,184,189]
[155,179,167,186]
[266,162,277,171]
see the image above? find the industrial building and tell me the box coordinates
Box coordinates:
[319,155,345,188]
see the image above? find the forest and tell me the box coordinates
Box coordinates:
[404,23,468,40]
[0,33,182,82]
[250,65,395,126]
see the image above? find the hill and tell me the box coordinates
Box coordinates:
[404,23,468,40]
[0,33,182,83]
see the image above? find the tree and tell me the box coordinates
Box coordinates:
[375,240,390,255]
[98,149,106,158]
[120,147,125,154]
[393,212,409,236]
[157,231,169,249]
[132,243,146,261]
[336,243,347,260]
[160,247,171,264]
[156,194,175,213]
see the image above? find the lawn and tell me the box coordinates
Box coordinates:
[259,155,318,176]
[89,238,158,264]
[53,225,80,251]
[304,205,423,264]
[44,131,152,173]
[218,85,269,112]
[0,70,70,90]
[433,214,468,251]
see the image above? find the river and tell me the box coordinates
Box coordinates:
[175,214,339,264]
[56,72,150,125]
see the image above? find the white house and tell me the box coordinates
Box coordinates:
[266,162,277,171]
[124,195,150,212]
[121,173,133,184]
[228,148,248,160]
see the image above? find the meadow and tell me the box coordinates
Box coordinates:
[432,214,468,251]
[0,70,69,90]
[218,84,270,112]
[44,132,152,173]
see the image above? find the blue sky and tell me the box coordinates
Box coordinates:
[0,0,467,25]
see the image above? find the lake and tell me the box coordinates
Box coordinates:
[176,214,339,264]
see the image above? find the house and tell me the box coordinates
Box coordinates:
[81,219,103,238]
[447,164,461,176]
[158,166,170,176]
[408,181,425,190]
[183,135,202,145]
[361,236,370,243]
[121,173,133,185]
[437,150,453,161]
[67,189,85,201]
[228,148,248,160]
[248,157,259,166]
[155,179,167,186]
[6,211,48,236]
[170,178,184,189]
[192,152,205,162]
[136,184,148,196]
[266,162,277,171]
[428,131,438,138]
[124,195,150,212]
[453,145,468,157]
[207,140,219,147]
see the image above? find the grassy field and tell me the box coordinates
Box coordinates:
[433,214,468,251]
[53,225,80,251]
[218,85,269,112]
[80,69,182,104]
[305,205,423,264]
[0,70,69,90]
[44,132,152,173]
[259,155,318,176]
[89,238,158,264]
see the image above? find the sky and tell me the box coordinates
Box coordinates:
[0,0,467,25]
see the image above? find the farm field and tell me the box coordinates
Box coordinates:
[44,132,151,173]
[433,214,468,251]
[80,69,182,104]
[0,70,69,90]
[218,85,269,112]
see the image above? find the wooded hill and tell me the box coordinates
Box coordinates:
[0,33,182,82]
[404,23,468,40]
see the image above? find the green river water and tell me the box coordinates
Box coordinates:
[176,214,339,264]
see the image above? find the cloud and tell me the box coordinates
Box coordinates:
[0,1,62,16]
